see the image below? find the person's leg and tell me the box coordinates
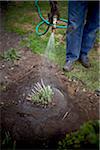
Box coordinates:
[64,1,88,71]
[66,1,88,62]
[80,1,99,58]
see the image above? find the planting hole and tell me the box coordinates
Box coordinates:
[26,78,65,107]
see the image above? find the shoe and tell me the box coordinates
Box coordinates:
[63,60,74,72]
[79,55,91,68]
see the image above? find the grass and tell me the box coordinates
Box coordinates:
[4,1,99,91]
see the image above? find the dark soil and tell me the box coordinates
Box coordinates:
[0,47,99,149]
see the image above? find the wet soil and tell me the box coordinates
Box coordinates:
[0,47,99,149]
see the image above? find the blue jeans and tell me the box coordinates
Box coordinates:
[66,1,99,62]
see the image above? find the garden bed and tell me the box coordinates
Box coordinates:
[1,48,99,149]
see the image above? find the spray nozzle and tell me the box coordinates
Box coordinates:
[52,15,57,32]
[53,15,57,28]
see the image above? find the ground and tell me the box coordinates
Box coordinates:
[0,1,99,149]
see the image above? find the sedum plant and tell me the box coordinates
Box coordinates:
[27,79,54,106]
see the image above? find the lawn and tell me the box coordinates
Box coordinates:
[4,1,99,91]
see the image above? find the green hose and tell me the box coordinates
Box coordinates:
[35,0,68,36]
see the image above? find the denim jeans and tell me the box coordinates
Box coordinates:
[66,1,99,62]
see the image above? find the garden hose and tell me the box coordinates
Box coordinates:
[35,0,68,36]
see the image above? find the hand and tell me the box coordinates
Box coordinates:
[48,1,59,24]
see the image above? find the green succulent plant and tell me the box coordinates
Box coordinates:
[27,79,54,106]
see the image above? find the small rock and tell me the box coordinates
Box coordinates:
[61,72,65,75]
[2,64,5,68]
[75,87,79,92]
[72,76,78,82]
[95,89,100,96]
[68,78,72,82]
[5,76,8,79]
[83,88,86,92]
[52,102,56,106]
[23,93,25,96]
[26,96,32,101]
[0,102,4,105]
[10,67,14,70]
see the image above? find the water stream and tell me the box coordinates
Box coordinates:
[40,32,56,80]
[45,32,55,58]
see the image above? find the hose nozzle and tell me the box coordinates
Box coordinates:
[52,15,57,32]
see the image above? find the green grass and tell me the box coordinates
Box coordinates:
[4,1,99,91]
[64,50,99,90]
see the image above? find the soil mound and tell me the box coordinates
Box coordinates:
[1,51,99,149]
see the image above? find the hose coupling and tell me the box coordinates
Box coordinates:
[52,15,57,32]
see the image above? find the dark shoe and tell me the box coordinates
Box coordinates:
[63,60,74,72]
[79,55,91,68]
